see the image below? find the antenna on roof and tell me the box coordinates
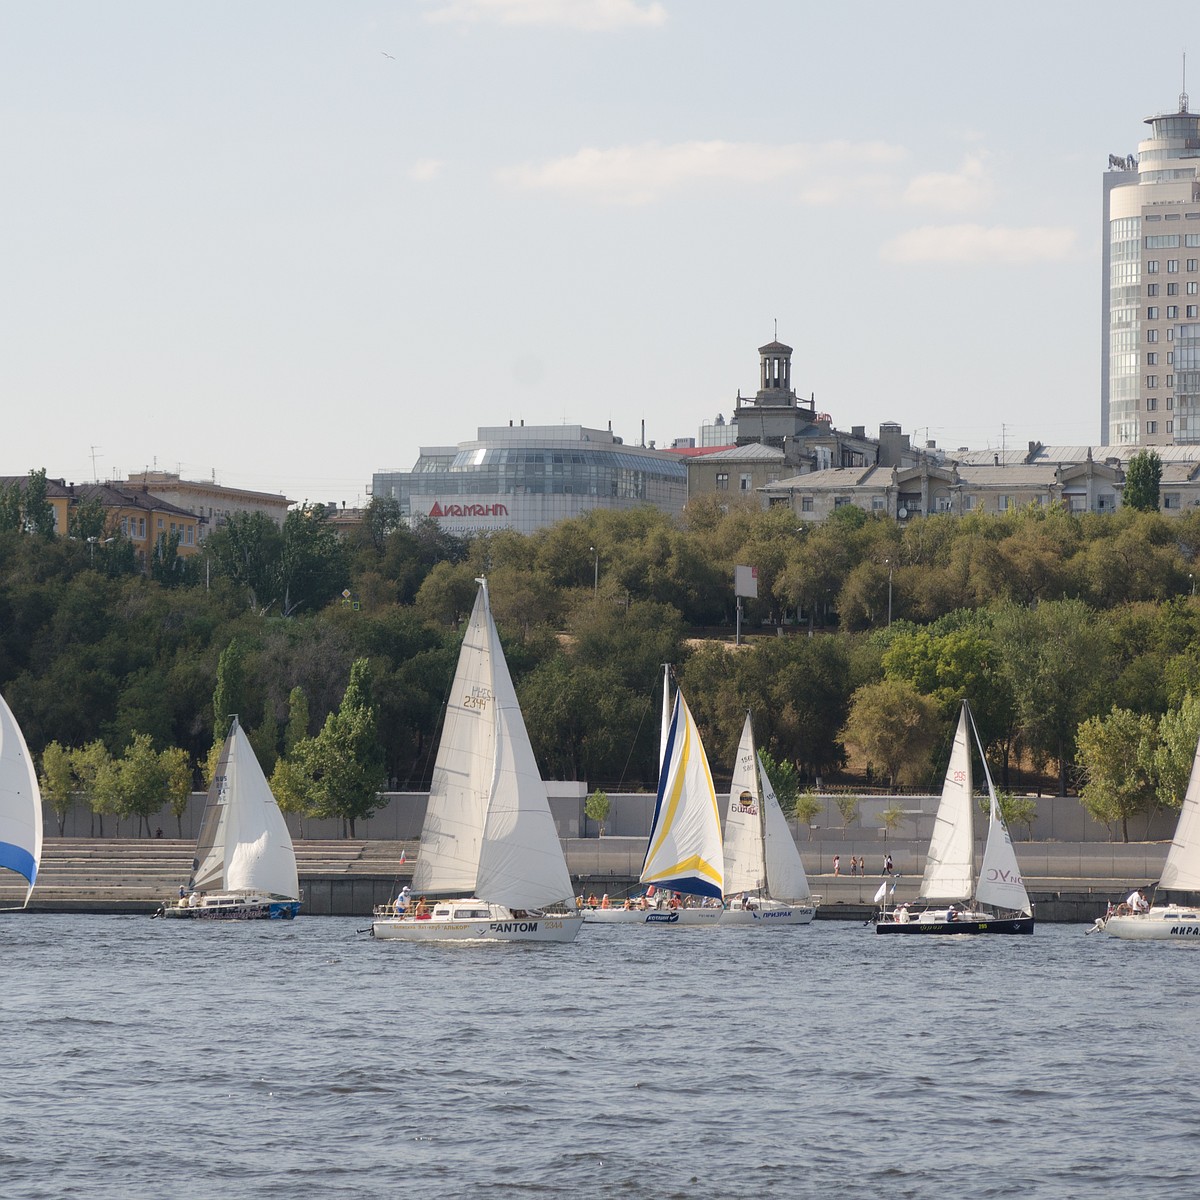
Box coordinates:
[89,445,102,482]
[774,316,778,340]
[1183,49,1190,113]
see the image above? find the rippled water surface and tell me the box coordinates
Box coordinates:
[1,915,1196,1199]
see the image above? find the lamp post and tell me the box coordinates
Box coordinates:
[1192,573,1196,597]
[885,558,893,627]
[590,545,598,602]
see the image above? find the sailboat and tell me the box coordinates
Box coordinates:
[0,691,43,909]
[1097,728,1200,941]
[159,716,301,920]
[371,579,582,943]
[585,670,724,926]
[721,714,816,926]
[875,699,1034,935]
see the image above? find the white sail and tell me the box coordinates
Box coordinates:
[659,664,671,772]
[415,580,573,910]
[918,703,975,902]
[193,719,298,898]
[973,720,1031,914]
[723,715,766,895]
[641,690,724,899]
[0,692,43,907]
[760,755,811,901]
[1160,730,1200,892]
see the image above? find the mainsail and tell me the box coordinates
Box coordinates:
[0,692,42,907]
[641,690,724,899]
[918,704,976,902]
[192,717,298,898]
[414,580,573,910]
[1160,729,1200,892]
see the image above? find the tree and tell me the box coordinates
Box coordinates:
[160,746,194,838]
[295,658,386,836]
[1075,706,1158,842]
[39,741,75,835]
[284,686,310,756]
[759,749,802,814]
[835,795,860,830]
[585,788,610,836]
[791,790,822,827]
[1124,450,1162,513]
[67,497,108,543]
[212,640,247,741]
[841,679,940,788]
[1152,692,1200,811]
[878,801,905,840]
[270,756,315,839]
[23,469,56,538]
[120,733,169,837]
[71,740,113,837]
[249,705,280,777]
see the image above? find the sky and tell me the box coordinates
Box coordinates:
[3,0,1198,507]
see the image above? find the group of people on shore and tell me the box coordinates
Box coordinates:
[831,854,890,876]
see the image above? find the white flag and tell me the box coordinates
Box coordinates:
[873,882,887,903]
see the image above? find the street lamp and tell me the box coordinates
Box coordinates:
[885,558,893,627]
[1191,572,1196,597]
[87,536,113,564]
[589,545,599,602]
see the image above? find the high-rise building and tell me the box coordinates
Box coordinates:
[1103,91,1200,446]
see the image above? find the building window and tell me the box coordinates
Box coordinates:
[833,497,851,508]
[871,496,885,511]
[138,517,145,538]
[998,495,1011,511]
[715,472,729,491]
[1168,375,1175,386]
[1147,260,1160,273]
[1147,420,1158,433]
[1165,493,1180,509]
[1167,306,1179,318]
[1147,397,1157,410]
[1189,281,1199,294]
[157,518,163,530]
[1147,284,1160,296]
[1168,420,1175,433]
[739,474,752,492]
[1148,328,1159,342]
[186,526,194,545]
[1168,282,1180,295]
[800,496,813,512]
[1147,375,1158,387]
[1189,307,1199,318]
[120,517,128,535]
[1189,258,1199,270]
[1148,307,1159,319]
[1169,259,1180,273]
[1147,352,1158,365]
[964,494,977,511]
[1168,396,1175,409]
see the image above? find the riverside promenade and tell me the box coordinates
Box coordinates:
[0,836,1172,922]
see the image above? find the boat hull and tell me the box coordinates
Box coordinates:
[876,912,1034,935]
[1101,906,1200,941]
[583,905,722,927]
[721,900,816,926]
[159,895,300,921]
[372,902,582,943]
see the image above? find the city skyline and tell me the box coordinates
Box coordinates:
[3,1,1198,506]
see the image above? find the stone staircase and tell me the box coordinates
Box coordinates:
[0,838,416,912]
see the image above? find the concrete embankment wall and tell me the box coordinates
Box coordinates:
[0,836,1178,923]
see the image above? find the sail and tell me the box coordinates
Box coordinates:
[973,719,1031,914]
[474,592,575,909]
[760,755,811,901]
[193,719,298,898]
[918,703,975,902]
[1161,730,1200,891]
[416,580,572,909]
[0,692,43,907]
[413,586,497,895]
[723,715,766,895]
[641,690,724,899]
[659,664,671,773]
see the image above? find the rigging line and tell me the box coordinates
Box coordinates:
[614,686,656,793]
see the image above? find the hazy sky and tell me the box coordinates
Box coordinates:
[3,1,1196,505]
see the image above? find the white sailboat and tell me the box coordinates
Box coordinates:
[720,714,816,926]
[1098,728,1200,941]
[0,691,43,909]
[159,715,301,920]
[875,699,1034,935]
[372,579,582,943]
[586,673,724,927]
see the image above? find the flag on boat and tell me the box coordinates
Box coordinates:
[399,850,406,864]
[873,882,887,903]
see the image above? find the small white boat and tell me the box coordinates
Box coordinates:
[875,699,1033,935]
[159,716,301,920]
[720,713,816,927]
[584,669,724,927]
[1098,728,1200,942]
[372,579,582,944]
[0,691,43,908]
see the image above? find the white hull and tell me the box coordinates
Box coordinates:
[1101,905,1200,941]
[583,905,722,927]
[372,901,582,943]
[721,898,815,926]
[158,890,300,920]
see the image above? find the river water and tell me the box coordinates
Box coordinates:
[0,915,1194,1199]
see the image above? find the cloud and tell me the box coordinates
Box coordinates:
[497,139,907,205]
[880,224,1079,265]
[903,152,991,213]
[409,159,446,183]
[422,0,667,31]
